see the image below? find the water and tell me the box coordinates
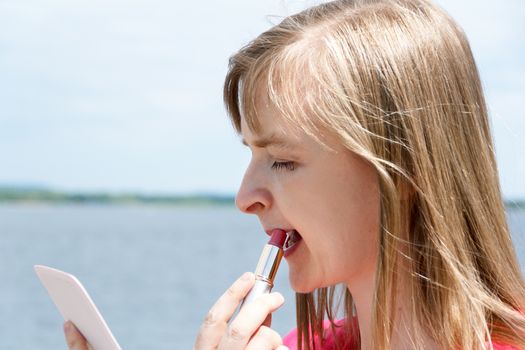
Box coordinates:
[0,204,524,350]
[0,205,296,350]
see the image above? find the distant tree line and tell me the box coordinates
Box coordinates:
[0,188,235,206]
[0,187,523,209]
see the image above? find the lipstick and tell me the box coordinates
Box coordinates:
[240,229,286,309]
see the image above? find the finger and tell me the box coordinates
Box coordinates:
[63,321,89,350]
[194,272,255,350]
[218,292,285,349]
[244,325,282,350]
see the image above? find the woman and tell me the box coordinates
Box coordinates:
[65,0,525,349]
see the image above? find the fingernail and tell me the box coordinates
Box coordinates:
[241,272,252,281]
[273,292,285,303]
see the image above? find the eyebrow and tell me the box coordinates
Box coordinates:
[241,133,299,150]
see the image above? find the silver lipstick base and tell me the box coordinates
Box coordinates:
[240,279,272,309]
[239,244,283,311]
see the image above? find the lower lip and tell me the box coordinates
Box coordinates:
[283,238,302,258]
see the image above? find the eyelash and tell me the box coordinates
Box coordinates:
[271,161,296,171]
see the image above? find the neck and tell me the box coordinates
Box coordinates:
[346,274,374,350]
[348,268,439,350]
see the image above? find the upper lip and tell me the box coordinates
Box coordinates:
[265,228,294,236]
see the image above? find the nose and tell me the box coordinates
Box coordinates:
[235,164,272,215]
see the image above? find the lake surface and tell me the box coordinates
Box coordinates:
[0,205,523,350]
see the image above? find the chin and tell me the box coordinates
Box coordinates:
[291,285,315,294]
[289,273,319,294]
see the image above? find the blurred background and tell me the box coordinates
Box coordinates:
[0,0,523,349]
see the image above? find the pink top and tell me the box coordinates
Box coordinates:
[282,319,520,350]
[283,319,349,350]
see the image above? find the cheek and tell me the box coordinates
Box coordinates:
[293,162,380,281]
[325,180,380,279]
[319,212,379,279]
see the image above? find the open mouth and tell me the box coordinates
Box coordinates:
[284,229,302,256]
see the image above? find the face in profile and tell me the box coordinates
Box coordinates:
[236,93,381,293]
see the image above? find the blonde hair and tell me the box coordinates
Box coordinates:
[224,0,525,348]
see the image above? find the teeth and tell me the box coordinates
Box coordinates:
[284,229,300,250]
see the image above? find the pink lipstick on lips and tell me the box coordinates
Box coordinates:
[240,229,286,309]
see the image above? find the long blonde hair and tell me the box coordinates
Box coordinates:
[224,0,525,348]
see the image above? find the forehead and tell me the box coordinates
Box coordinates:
[239,76,338,152]
[239,102,303,148]
[239,99,340,155]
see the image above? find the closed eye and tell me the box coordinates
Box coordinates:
[271,161,296,171]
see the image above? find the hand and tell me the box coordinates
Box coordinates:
[194,272,288,350]
[63,321,89,350]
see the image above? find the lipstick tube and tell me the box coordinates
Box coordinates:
[240,229,286,309]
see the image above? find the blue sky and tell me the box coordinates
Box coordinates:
[0,0,523,199]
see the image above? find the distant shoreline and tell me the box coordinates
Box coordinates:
[506,201,525,210]
[0,189,235,206]
[0,188,523,209]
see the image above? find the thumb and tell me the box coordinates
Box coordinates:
[64,321,89,350]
